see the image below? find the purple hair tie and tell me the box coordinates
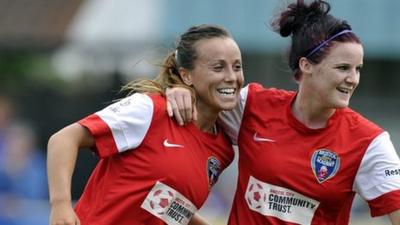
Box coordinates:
[306,30,353,58]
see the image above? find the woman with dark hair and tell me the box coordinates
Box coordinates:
[166,1,400,224]
[47,24,244,225]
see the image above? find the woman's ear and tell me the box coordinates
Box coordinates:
[299,57,313,75]
[179,68,193,86]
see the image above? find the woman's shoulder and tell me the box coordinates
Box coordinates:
[144,93,169,119]
[245,82,295,106]
[116,93,168,122]
[339,107,383,136]
[247,82,294,98]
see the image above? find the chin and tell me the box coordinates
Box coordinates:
[334,101,349,109]
[219,102,237,111]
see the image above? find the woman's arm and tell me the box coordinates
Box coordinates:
[47,123,94,225]
[189,213,210,225]
[166,87,197,125]
[166,85,248,145]
[390,209,400,225]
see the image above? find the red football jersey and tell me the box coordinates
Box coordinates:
[75,93,234,225]
[218,83,400,225]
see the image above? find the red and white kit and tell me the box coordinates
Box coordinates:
[219,83,400,225]
[75,93,234,225]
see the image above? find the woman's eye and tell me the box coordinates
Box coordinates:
[336,65,349,71]
[234,64,242,71]
[213,66,223,71]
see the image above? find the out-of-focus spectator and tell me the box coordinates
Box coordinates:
[0,121,48,225]
[0,95,14,161]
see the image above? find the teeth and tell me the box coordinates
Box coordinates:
[337,87,351,94]
[217,88,235,95]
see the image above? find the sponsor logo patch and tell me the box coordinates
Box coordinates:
[207,156,221,188]
[385,168,400,177]
[311,149,340,183]
[141,181,198,225]
[245,176,320,225]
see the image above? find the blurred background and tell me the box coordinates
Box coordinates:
[0,0,399,224]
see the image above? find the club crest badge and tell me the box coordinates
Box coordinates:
[207,156,221,188]
[311,149,340,183]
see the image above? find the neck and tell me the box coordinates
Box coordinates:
[292,91,336,129]
[194,102,219,134]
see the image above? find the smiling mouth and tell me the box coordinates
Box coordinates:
[337,87,352,94]
[217,88,236,96]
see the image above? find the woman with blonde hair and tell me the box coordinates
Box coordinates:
[47,24,244,225]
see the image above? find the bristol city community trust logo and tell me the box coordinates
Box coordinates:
[246,181,267,209]
[149,189,174,215]
[311,149,340,183]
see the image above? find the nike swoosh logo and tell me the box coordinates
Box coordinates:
[163,139,184,148]
[253,132,276,142]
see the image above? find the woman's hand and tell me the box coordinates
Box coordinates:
[166,87,197,125]
[50,201,80,225]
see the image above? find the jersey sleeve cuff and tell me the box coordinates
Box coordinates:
[79,114,119,158]
[368,189,400,217]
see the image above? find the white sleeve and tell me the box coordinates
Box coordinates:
[96,93,154,153]
[353,132,400,200]
[218,85,249,145]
